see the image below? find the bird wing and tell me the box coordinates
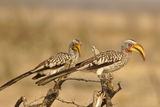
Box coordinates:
[33,52,71,72]
[0,52,71,91]
[36,50,123,86]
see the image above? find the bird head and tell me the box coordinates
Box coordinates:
[121,39,146,61]
[70,39,82,56]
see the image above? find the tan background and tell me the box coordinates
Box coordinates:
[0,0,160,107]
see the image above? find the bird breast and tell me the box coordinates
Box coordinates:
[102,59,128,73]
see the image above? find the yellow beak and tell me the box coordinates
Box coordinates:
[128,44,146,61]
[75,43,81,56]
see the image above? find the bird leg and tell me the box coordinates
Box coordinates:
[96,68,104,79]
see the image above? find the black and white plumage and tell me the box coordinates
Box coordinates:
[36,39,145,86]
[31,52,72,80]
[0,39,81,91]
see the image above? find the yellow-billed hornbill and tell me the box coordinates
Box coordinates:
[0,39,81,91]
[36,39,145,86]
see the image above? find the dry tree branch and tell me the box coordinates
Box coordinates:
[87,73,122,107]
[15,96,27,107]
[92,91,105,107]
[111,82,122,98]
[15,75,121,107]
[37,78,65,107]
[28,96,44,105]
[63,77,100,83]
[56,97,86,107]
[15,78,65,107]
[40,77,100,106]
[15,77,100,107]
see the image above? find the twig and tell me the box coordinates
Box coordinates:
[15,96,27,107]
[57,97,86,107]
[92,91,105,107]
[64,78,100,83]
[28,96,44,105]
[111,82,122,97]
[28,103,42,107]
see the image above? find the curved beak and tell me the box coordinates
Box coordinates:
[128,44,146,61]
[75,43,81,56]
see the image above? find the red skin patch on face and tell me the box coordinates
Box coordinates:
[125,49,130,53]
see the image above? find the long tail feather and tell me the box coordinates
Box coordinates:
[0,70,33,91]
[36,67,77,86]
[0,67,48,91]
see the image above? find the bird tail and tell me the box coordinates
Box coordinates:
[35,67,77,86]
[0,70,34,91]
[0,66,49,91]
[32,73,46,80]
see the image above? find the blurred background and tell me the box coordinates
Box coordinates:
[0,0,160,107]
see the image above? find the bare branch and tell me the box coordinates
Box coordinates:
[40,77,99,107]
[64,78,100,83]
[42,78,65,107]
[15,96,27,107]
[105,92,112,107]
[15,75,121,107]
[92,91,105,107]
[111,82,122,98]
[87,73,122,107]
[57,97,86,107]
[28,103,42,107]
[28,96,44,105]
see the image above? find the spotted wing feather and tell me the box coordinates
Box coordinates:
[0,52,71,91]
[32,52,72,79]
[36,50,124,85]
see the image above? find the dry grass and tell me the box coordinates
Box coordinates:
[0,7,160,107]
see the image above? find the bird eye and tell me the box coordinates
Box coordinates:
[128,43,132,47]
[75,43,81,46]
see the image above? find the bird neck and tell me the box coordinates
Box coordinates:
[120,48,129,64]
[121,48,126,53]
[120,48,129,56]
[120,43,129,54]
[68,48,79,64]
